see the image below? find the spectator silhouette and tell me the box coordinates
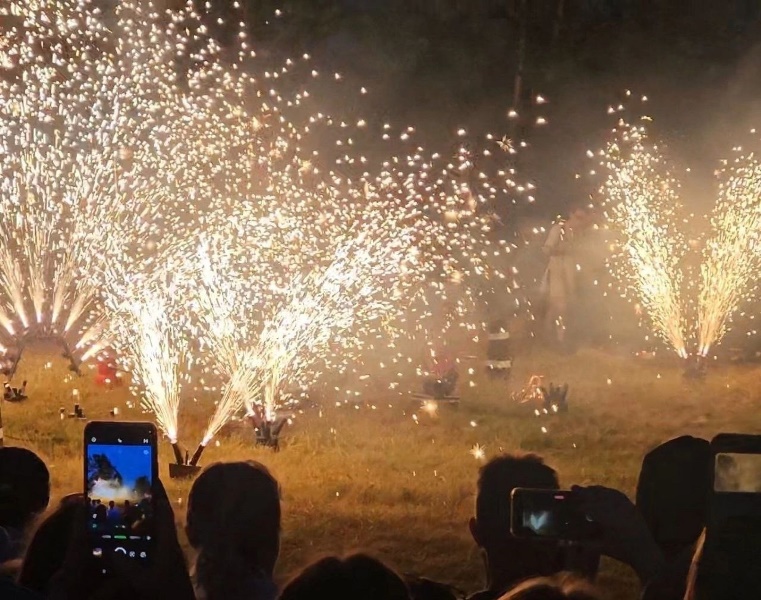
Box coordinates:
[0,448,49,599]
[0,447,50,567]
[636,436,710,560]
[278,553,411,600]
[49,477,194,600]
[468,454,563,600]
[186,461,280,600]
[122,500,139,529]
[17,494,81,596]
[497,572,600,599]
[106,500,120,524]
[94,502,107,525]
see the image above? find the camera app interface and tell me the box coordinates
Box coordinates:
[87,437,153,561]
[520,492,595,539]
[715,453,761,493]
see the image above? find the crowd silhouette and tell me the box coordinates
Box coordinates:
[0,435,758,599]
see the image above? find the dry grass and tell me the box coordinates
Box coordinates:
[5,342,761,599]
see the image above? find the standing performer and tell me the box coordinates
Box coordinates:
[541,202,589,350]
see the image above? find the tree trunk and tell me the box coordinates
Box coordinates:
[552,0,565,47]
[512,0,528,108]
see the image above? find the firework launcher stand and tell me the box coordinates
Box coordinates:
[413,347,460,404]
[169,440,202,479]
[683,354,707,380]
[1,331,83,380]
[249,408,289,451]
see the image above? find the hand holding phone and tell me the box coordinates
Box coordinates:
[572,485,663,585]
[49,423,193,599]
[84,421,158,573]
[511,486,663,585]
[510,488,601,542]
[700,434,761,599]
[54,475,194,600]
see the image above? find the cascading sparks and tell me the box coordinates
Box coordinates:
[698,149,761,356]
[599,116,688,358]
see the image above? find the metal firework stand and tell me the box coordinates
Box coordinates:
[486,320,512,378]
[1,329,83,380]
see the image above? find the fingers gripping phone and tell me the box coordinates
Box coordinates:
[84,421,158,573]
[510,488,601,542]
[700,434,761,599]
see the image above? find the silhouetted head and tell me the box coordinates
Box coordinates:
[0,447,49,530]
[469,454,560,588]
[566,201,590,228]
[186,461,280,600]
[498,573,600,600]
[18,494,81,595]
[279,553,411,600]
[636,436,710,558]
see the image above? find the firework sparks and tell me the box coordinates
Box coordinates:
[698,149,761,356]
[470,443,486,460]
[598,117,688,357]
[3,1,538,445]
[194,127,533,445]
[104,278,191,444]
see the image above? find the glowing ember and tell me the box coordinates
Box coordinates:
[470,443,486,460]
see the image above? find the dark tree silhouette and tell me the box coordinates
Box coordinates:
[87,454,123,492]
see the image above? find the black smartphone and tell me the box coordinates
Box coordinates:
[510,488,601,542]
[84,421,158,572]
[708,433,761,526]
[699,434,761,599]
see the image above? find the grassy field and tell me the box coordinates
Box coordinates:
[4,342,761,599]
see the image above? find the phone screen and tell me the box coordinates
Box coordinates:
[714,453,761,493]
[511,489,600,541]
[85,422,156,568]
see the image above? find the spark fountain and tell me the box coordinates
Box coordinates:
[2,1,538,452]
[188,126,535,456]
[189,208,425,459]
[597,110,689,359]
[0,0,212,375]
[698,147,761,359]
[102,271,197,478]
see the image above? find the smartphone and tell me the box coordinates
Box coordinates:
[708,433,761,527]
[511,488,601,542]
[699,434,761,598]
[84,421,158,572]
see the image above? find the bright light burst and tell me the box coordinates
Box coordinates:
[103,275,191,443]
[598,113,688,357]
[698,148,761,356]
[0,0,277,435]
[470,443,486,460]
[0,0,210,364]
[193,130,533,445]
[4,0,536,445]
